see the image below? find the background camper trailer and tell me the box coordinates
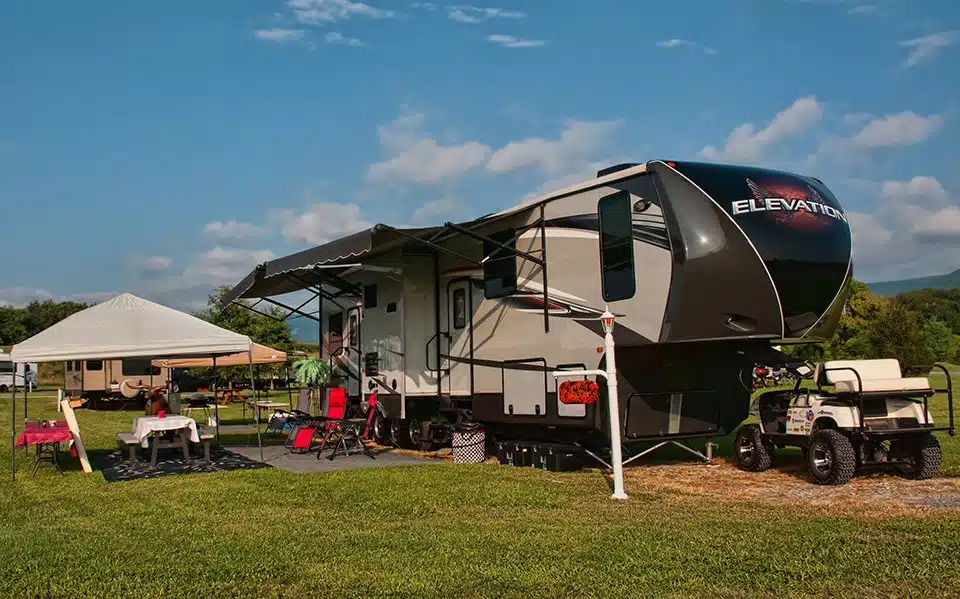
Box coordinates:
[0,351,37,392]
[226,160,852,454]
[65,358,169,409]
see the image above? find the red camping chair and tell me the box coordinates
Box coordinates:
[317,391,378,460]
[288,388,346,454]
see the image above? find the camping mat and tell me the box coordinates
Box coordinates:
[97,447,270,483]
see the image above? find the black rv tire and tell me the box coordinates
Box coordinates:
[371,412,389,445]
[807,429,856,485]
[733,424,773,472]
[900,434,941,480]
[0,385,7,394]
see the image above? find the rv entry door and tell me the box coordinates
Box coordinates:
[346,305,362,400]
[443,279,473,397]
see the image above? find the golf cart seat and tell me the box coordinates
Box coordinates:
[816,359,932,394]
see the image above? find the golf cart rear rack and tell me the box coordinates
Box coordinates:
[819,363,954,438]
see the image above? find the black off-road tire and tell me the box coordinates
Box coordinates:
[807,429,856,485]
[733,424,774,472]
[901,434,941,480]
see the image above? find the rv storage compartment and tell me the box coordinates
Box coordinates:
[531,443,583,472]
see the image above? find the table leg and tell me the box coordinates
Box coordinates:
[150,434,159,467]
[181,431,190,461]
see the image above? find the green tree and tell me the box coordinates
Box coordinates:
[0,306,27,345]
[863,302,934,373]
[22,299,89,338]
[923,317,956,363]
[896,288,960,335]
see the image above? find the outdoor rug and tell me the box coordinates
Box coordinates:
[97,447,270,483]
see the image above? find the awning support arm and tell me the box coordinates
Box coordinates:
[443,221,545,266]
[261,297,321,323]
[374,224,481,266]
[227,299,301,323]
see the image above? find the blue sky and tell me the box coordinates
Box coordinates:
[1,0,958,314]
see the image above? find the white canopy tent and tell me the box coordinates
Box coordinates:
[8,293,264,481]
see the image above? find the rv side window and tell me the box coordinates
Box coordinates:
[0,362,12,374]
[598,190,637,302]
[122,358,154,376]
[329,312,344,338]
[86,360,103,371]
[364,284,378,309]
[453,288,466,329]
[483,228,518,299]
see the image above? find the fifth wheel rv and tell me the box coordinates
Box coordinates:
[225,160,852,452]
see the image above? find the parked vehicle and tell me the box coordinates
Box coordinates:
[736,360,954,484]
[64,358,169,409]
[0,352,37,392]
[224,159,852,455]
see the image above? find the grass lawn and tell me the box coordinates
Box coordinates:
[1,382,960,599]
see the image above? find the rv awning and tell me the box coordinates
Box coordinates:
[153,343,287,369]
[223,224,442,305]
[9,293,252,363]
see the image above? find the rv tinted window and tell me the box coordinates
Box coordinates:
[598,190,637,302]
[348,313,359,348]
[86,360,103,371]
[364,284,378,309]
[122,358,154,376]
[453,288,467,329]
[329,312,343,338]
[483,228,518,298]
[0,362,12,374]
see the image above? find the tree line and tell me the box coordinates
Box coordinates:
[785,280,960,368]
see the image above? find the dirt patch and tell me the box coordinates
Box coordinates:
[623,458,960,515]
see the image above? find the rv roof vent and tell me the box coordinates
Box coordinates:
[596,163,640,178]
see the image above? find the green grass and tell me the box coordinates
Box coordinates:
[1,388,960,599]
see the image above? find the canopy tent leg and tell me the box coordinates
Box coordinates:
[213,356,219,443]
[248,351,263,463]
[10,368,15,482]
[286,366,292,410]
[22,381,28,455]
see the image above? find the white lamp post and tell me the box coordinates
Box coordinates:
[553,306,628,500]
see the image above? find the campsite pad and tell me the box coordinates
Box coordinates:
[98,447,270,483]
[626,458,960,515]
[227,444,446,473]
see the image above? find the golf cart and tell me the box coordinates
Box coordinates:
[735,359,955,485]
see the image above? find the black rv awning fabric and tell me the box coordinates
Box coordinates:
[223,224,444,305]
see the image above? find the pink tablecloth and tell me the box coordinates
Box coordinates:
[15,421,73,447]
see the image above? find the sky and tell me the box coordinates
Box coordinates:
[1,0,958,316]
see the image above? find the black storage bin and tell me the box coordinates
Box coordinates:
[496,441,533,466]
[532,443,583,472]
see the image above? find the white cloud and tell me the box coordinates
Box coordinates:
[254,28,306,42]
[486,119,622,175]
[850,176,960,280]
[849,111,944,149]
[280,203,373,246]
[367,112,492,185]
[448,6,525,23]
[844,112,874,125]
[656,38,716,55]
[324,31,364,46]
[487,34,546,49]
[898,31,959,68]
[698,96,823,163]
[287,0,394,24]
[0,288,117,308]
[412,198,459,224]
[127,255,173,274]
[203,220,265,243]
[523,160,611,199]
[411,2,437,9]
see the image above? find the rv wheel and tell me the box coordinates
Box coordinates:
[898,434,941,480]
[807,429,856,485]
[389,419,403,448]
[0,385,8,394]
[371,413,390,445]
[733,424,773,472]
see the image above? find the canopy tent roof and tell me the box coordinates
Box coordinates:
[9,293,252,363]
[153,342,287,369]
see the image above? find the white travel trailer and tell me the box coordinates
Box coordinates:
[225,160,853,452]
[0,351,37,392]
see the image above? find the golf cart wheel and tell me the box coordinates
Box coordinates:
[900,434,941,480]
[733,424,773,472]
[807,429,856,485]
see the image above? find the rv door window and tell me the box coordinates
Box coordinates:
[348,313,359,348]
[598,190,637,302]
[329,312,344,338]
[86,360,103,371]
[483,228,518,299]
[453,288,467,329]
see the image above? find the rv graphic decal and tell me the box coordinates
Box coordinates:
[545,211,670,250]
[731,178,848,229]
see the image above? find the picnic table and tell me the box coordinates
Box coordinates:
[15,421,73,477]
[131,415,200,466]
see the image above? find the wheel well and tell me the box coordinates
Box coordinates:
[813,417,838,431]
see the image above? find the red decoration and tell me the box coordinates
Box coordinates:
[559,380,599,405]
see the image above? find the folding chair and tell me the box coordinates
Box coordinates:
[267,388,313,435]
[286,388,344,454]
[323,391,378,461]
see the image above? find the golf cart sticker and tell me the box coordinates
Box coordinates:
[731,178,848,229]
[786,408,812,435]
